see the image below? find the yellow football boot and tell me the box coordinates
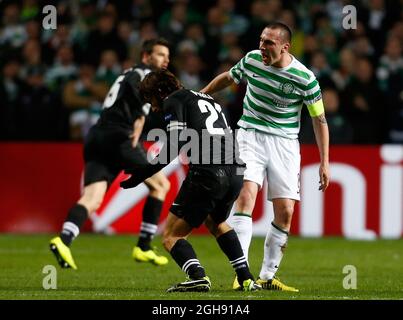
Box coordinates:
[256,277,299,292]
[49,237,77,270]
[132,246,168,266]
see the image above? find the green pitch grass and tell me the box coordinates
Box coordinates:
[0,234,402,300]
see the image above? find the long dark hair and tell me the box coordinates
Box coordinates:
[140,70,182,107]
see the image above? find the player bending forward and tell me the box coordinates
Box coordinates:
[121,70,261,292]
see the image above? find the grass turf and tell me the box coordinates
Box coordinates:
[0,234,402,300]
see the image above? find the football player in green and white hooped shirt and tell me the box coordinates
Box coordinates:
[201,22,330,292]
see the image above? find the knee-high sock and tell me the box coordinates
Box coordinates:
[170,239,206,279]
[137,196,163,250]
[216,230,254,284]
[259,222,288,280]
[227,213,252,262]
[60,204,88,246]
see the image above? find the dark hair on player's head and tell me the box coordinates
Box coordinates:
[140,38,170,58]
[265,22,292,43]
[140,69,182,107]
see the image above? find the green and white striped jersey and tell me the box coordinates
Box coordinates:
[230,50,322,139]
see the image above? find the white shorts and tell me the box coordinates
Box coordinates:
[237,129,301,201]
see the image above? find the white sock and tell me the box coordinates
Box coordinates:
[259,222,288,280]
[227,213,253,262]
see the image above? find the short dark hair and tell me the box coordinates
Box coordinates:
[140,38,170,58]
[265,22,292,43]
[140,70,182,107]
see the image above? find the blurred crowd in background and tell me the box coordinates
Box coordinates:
[0,0,402,144]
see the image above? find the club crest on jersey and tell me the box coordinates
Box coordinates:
[280,82,295,95]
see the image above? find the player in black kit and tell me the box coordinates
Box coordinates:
[121,70,261,292]
[50,39,171,270]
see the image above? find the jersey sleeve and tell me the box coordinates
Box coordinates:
[124,71,150,117]
[125,70,142,94]
[164,95,187,134]
[229,56,246,84]
[153,93,187,164]
[303,75,323,107]
[307,99,325,117]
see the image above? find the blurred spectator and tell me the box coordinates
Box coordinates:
[117,21,138,53]
[218,30,240,62]
[0,3,26,49]
[177,53,205,90]
[176,23,219,71]
[300,88,353,144]
[159,1,202,46]
[217,0,249,36]
[70,0,98,54]
[324,0,345,33]
[309,50,336,89]
[227,45,244,64]
[331,47,355,91]
[205,6,225,38]
[19,67,61,140]
[127,20,159,63]
[42,23,73,65]
[241,0,268,52]
[95,50,121,86]
[21,0,40,21]
[350,35,375,59]
[360,0,401,57]
[45,45,78,92]
[279,9,305,60]
[24,19,41,42]
[86,11,127,64]
[0,59,24,139]
[63,64,108,140]
[377,36,403,92]
[314,12,339,68]
[341,57,384,143]
[130,0,154,22]
[20,39,46,80]
[377,36,403,143]
[389,21,403,43]
[301,34,319,66]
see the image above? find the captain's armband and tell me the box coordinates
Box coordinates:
[307,99,324,117]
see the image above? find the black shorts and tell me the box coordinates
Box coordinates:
[170,165,244,228]
[83,124,149,186]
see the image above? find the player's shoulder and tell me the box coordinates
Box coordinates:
[286,56,316,84]
[167,88,212,102]
[244,49,262,62]
[164,89,212,113]
[167,88,189,100]
[124,64,152,82]
[163,89,186,112]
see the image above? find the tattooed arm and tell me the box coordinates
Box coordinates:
[312,112,330,191]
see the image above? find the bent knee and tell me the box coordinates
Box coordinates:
[274,205,294,229]
[78,195,104,213]
[162,234,177,252]
[278,204,294,217]
[147,177,171,198]
[158,177,171,194]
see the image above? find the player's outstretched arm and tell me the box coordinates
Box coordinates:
[312,112,330,192]
[120,164,165,189]
[130,115,145,148]
[200,71,234,95]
